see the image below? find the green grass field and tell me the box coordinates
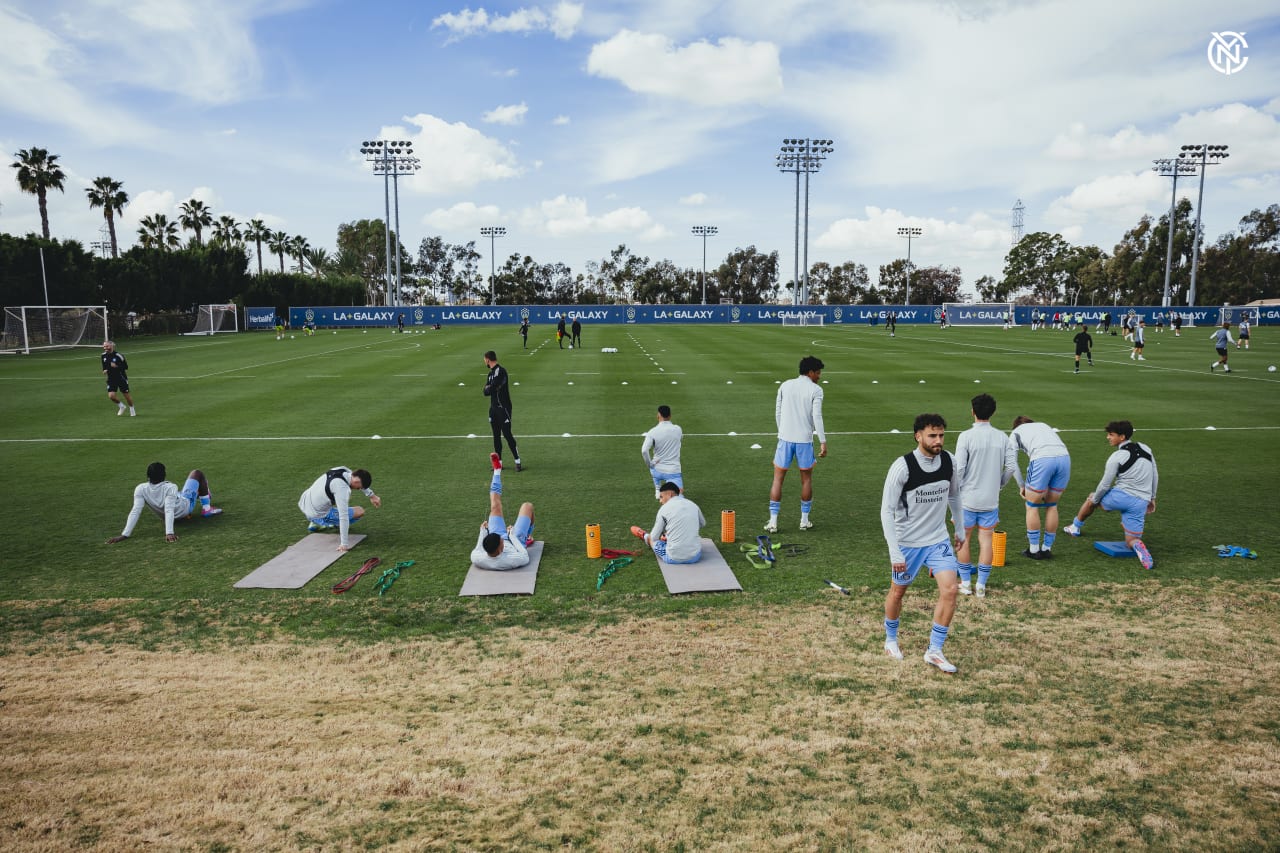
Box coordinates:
[2,322,1278,850]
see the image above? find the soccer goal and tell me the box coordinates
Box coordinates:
[0,305,109,355]
[185,304,240,335]
[780,312,825,327]
[1219,306,1259,327]
[942,302,1014,326]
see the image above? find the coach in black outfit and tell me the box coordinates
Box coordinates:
[101,340,136,416]
[483,350,522,471]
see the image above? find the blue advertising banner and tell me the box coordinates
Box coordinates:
[245,307,277,330]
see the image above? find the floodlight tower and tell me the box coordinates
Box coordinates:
[1178,144,1229,306]
[360,139,415,305]
[1012,199,1025,245]
[691,225,718,304]
[480,226,506,305]
[1152,158,1198,308]
[371,150,420,306]
[897,226,923,305]
[776,138,834,304]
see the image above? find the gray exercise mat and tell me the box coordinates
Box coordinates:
[657,538,742,594]
[234,533,366,589]
[459,541,544,596]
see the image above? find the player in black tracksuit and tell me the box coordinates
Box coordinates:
[483,350,521,471]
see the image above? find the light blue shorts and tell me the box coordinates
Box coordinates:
[774,440,816,471]
[891,541,960,586]
[963,508,999,530]
[653,539,701,564]
[488,513,533,544]
[651,471,684,491]
[1100,489,1149,536]
[315,507,360,526]
[1026,455,1070,496]
[180,478,200,517]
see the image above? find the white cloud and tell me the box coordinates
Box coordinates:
[587,30,782,106]
[552,115,571,125]
[422,201,503,231]
[1044,173,1171,232]
[483,103,528,125]
[432,2,582,40]
[382,114,522,194]
[679,193,708,206]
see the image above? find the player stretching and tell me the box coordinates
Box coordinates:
[1064,421,1158,570]
[107,462,221,543]
[471,453,535,571]
[1006,416,1071,560]
[765,355,827,532]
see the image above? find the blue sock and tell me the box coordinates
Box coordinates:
[978,565,992,586]
[800,500,812,514]
[769,500,780,516]
[490,471,502,494]
[929,622,949,651]
[1044,532,1057,549]
[1073,517,1085,530]
[884,618,899,642]
[958,562,973,581]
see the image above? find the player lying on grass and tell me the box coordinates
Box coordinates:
[106,462,221,543]
[298,466,380,551]
[471,453,536,571]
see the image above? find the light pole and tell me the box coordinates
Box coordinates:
[1179,144,1229,307]
[897,226,922,304]
[777,139,833,305]
[480,226,506,305]
[691,225,718,304]
[360,139,416,305]
[1152,158,1198,308]
[373,153,420,306]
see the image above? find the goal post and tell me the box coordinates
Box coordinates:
[780,311,825,327]
[185,304,240,335]
[0,305,109,355]
[1219,306,1260,327]
[943,303,1014,326]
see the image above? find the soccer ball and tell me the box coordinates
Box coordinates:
[1270,365,1277,372]
[290,335,295,339]
[568,344,574,349]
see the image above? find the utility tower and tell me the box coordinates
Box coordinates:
[1011,199,1025,245]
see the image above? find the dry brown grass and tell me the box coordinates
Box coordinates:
[2,580,1279,851]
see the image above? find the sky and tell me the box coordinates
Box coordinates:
[1,0,1278,298]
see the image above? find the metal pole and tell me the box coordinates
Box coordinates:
[1161,170,1179,309]
[391,172,403,306]
[905,235,912,306]
[39,247,53,343]
[701,233,707,304]
[381,150,392,307]
[793,169,800,306]
[490,233,497,305]
[802,165,811,305]
[1189,150,1207,307]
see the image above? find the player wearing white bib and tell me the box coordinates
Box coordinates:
[1006,416,1071,560]
[880,413,966,673]
[766,355,827,532]
[954,394,1015,598]
[298,466,380,551]
[106,462,221,543]
[1063,421,1158,570]
[641,405,684,498]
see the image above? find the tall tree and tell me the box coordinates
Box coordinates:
[179,198,213,246]
[718,246,778,304]
[304,247,330,278]
[211,215,242,248]
[289,235,310,274]
[137,214,180,250]
[243,219,270,276]
[268,230,290,274]
[808,261,869,304]
[336,219,391,304]
[85,176,128,258]
[10,147,66,239]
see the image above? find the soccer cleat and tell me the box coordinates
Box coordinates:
[1133,540,1155,570]
[1210,362,1216,371]
[1038,549,1053,559]
[1021,548,1042,560]
[923,648,957,673]
[884,640,904,661]
[201,507,223,517]
[799,518,814,530]
[630,525,648,540]
[117,407,124,416]
[490,452,502,470]
[307,521,322,532]
[1074,368,1079,374]
[975,584,987,599]
[515,460,523,471]
[763,519,778,533]
[958,579,972,596]
[1130,353,1136,360]
[1137,355,1146,361]
[1224,366,1231,373]
[1063,523,1082,537]
[130,410,136,416]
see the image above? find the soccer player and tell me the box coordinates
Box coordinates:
[765,355,827,532]
[274,313,285,340]
[106,462,221,543]
[571,317,582,348]
[641,405,684,498]
[880,413,965,673]
[557,316,568,349]
[1006,415,1071,560]
[101,340,136,416]
[1172,313,1182,336]
[1130,319,1147,361]
[397,313,405,333]
[297,466,380,551]
[1063,421,1158,570]
[1073,325,1094,373]
[886,311,897,337]
[632,481,706,563]
[483,350,522,470]
[471,453,535,571]
[1210,322,1235,373]
[1238,312,1252,350]
[954,395,1014,598]
[519,317,529,349]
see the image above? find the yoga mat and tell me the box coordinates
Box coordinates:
[656,538,742,594]
[459,541,543,596]
[234,533,366,589]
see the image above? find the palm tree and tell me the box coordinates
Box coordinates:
[138,213,180,250]
[289,235,310,274]
[85,177,129,257]
[244,218,270,275]
[179,198,213,246]
[211,215,242,247]
[268,230,290,273]
[10,147,67,239]
[305,247,330,277]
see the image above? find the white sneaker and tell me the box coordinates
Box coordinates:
[1063,523,1082,537]
[884,640,903,660]
[799,518,813,530]
[1137,355,1146,361]
[116,407,124,416]
[923,648,957,673]
[1130,353,1136,360]
[1225,366,1231,373]
[975,585,987,599]
[763,519,778,533]
[129,409,136,417]
[958,579,972,596]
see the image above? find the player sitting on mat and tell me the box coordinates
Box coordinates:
[107,461,221,544]
[471,453,536,571]
[632,481,706,564]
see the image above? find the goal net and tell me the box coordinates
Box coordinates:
[780,312,825,326]
[1219,306,1259,327]
[943,303,1014,326]
[185,304,239,335]
[1,305,109,354]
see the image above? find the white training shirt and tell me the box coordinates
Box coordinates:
[1093,441,1159,504]
[470,527,530,571]
[649,495,707,563]
[880,449,963,565]
[1006,422,1069,489]
[954,421,1014,512]
[121,481,188,537]
[776,375,826,444]
[298,467,374,548]
[641,420,684,475]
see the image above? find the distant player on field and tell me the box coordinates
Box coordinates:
[471,453,535,571]
[1006,415,1071,560]
[1073,326,1094,373]
[107,462,221,543]
[1210,322,1235,373]
[765,355,826,533]
[954,395,1014,598]
[641,405,684,499]
[1238,313,1252,350]
[101,340,136,417]
[1063,420,1158,571]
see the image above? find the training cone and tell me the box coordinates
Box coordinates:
[585,523,601,558]
[992,530,1007,567]
[721,509,736,543]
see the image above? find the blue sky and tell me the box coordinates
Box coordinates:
[2,0,1277,297]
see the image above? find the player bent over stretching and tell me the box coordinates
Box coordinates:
[472,453,536,571]
[1063,420,1159,570]
[298,466,380,552]
[107,462,221,543]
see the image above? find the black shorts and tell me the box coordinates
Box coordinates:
[1216,347,1228,357]
[1075,348,1090,356]
[106,377,129,393]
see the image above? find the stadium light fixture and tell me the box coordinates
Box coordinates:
[691,225,718,304]
[360,140,417,306]
[480,226,507,305]
[897,226,923,305]
[1178,144,1229,306]
[777,139,834,305]
[1152,157,1199,309]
